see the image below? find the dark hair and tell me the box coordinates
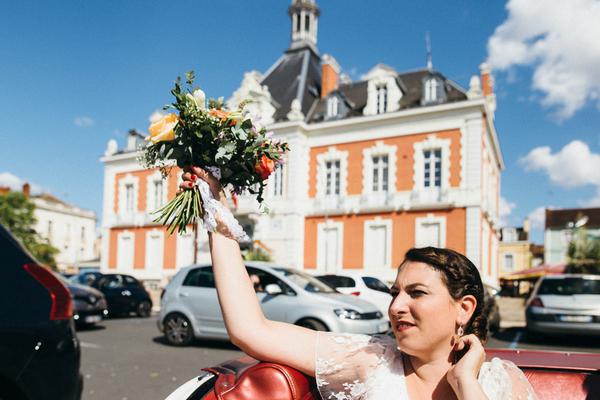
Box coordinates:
[401,247,488,342]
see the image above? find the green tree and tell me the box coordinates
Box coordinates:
[0,192,59,269]
[566,227,600,274]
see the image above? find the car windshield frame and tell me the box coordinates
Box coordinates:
[273,267,336,293]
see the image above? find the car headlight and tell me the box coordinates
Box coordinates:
[334,309,362,320]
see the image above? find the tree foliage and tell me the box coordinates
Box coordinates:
[0,192,59,269]
[566,227,600,274]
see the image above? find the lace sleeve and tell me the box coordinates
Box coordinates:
[479,358,538,400]
[315,332,407,400]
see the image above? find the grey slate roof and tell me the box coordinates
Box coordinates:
[305,69,468,123]
[261,46,322,122]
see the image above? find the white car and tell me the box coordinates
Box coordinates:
[316,272,392,321]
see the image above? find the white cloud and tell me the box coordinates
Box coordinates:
[148,109,166,123]
[0,172,44,195]
[74,116,94,127]
[520,140,600,190]
[528,206,547,230]
[499,196,516,227]
[487,0,600,119]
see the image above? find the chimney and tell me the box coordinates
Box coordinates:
[22,183,30,197]
[321,54,340,99]
[479,62,497,117]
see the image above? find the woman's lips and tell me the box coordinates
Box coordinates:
[395,321,415,332]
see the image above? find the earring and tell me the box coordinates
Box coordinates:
[457,325,464,337]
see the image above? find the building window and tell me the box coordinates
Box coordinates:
[424,78,439,103]
[423,149,442,188]
[272,165,284,197]
[325,160,341,195]
[153,180,164,209]
[317,221,343,272]
[295,14,301,33]
[327,96,339,118]
[125,183,135,213]
[305,14,310,32]
[415,215,446,248]
[371,155,389,192]
[47,221,53,241]
[504,254,514,272]
[364,219,392,269]
[376,85,388,114]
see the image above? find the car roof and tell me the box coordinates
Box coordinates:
[315,271,381,279]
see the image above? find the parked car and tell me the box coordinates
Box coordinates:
[315,272,392,320]
[158,263,389,346]
[93,274,153,318]
[56,274,108,326]
[526,274,600,336]
[0,223,82,400]
[165,348,600,400]
[483,284,501,332]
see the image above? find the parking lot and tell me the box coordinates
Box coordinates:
[78,314,600,400]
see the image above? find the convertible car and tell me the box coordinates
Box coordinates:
[165,348,599,400]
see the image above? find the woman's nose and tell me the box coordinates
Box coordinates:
[388,292,410,316]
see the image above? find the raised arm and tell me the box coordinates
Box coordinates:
[182,167,317,376]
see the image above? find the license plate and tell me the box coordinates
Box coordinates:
[558,315,592,323]
[85,315,102,323]
[378,322,389,332]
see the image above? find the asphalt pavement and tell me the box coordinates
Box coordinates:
[77,315,600,400]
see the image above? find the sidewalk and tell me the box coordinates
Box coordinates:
[498,297,526,328]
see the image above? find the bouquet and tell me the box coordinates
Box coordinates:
[139,72,289,241]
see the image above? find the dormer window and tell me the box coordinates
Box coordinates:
[327,96,339,118]
[305,14,310,32]
[422,76,446,105]
[376,85,387,114]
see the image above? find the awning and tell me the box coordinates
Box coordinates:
[499,263,566,281]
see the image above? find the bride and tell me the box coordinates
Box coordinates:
[179,167,537,400]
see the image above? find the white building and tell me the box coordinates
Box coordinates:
[32,192,97,272]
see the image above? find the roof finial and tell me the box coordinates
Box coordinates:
[426,32,433,71]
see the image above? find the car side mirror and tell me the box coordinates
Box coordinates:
[264,284,283,296]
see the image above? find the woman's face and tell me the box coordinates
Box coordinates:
[388,261,459,357]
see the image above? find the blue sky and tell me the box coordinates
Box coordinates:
[1,0,599,243]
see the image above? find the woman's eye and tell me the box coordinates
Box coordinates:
[410,290,426,298]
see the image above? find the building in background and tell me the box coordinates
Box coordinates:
[100,0,503,286]
[497,220,531,278]
[544,207,600,265]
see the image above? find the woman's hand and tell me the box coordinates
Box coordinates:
[447,334,487,400]
[179,166,229,208]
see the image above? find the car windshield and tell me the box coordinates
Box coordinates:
[538,277,600,295]
[273,268,336,293]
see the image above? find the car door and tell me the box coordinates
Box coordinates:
[99,275,133,315]
[247,267,292,323]
[123,275,147,305]
[177,267,227,338]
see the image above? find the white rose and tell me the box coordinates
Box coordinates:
[187,89,206,110]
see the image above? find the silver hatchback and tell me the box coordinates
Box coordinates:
[157,263,390,346]
[525,274,600,336]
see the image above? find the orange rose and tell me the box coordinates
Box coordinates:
[209,108,229,122]
[255,155,276,180]
[147,113,178,144]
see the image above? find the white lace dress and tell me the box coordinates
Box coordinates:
[315,332,538,400]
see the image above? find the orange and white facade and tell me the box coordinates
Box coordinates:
[100,1,503,286]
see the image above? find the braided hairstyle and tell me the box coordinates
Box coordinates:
[402,247,488,343]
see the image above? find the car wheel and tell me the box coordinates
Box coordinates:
[136,300,152,318]
[164,313,194,346]
[296,318,328,331]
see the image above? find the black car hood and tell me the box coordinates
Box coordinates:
[68,283,104,298]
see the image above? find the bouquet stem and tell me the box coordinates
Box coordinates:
[153,188,204,234]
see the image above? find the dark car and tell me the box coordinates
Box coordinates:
[483,284,501,332]
[0,224,82,400]
[69,270,104,287]
[57,274,108,326]
[94,274,153,317]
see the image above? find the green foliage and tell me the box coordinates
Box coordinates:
[566,227,600,275]
[140,71,290,235]
[0,192,59,269]
[243,246,272,262]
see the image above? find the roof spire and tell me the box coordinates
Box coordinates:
[426,31,433,71]
[288,0,320,52]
